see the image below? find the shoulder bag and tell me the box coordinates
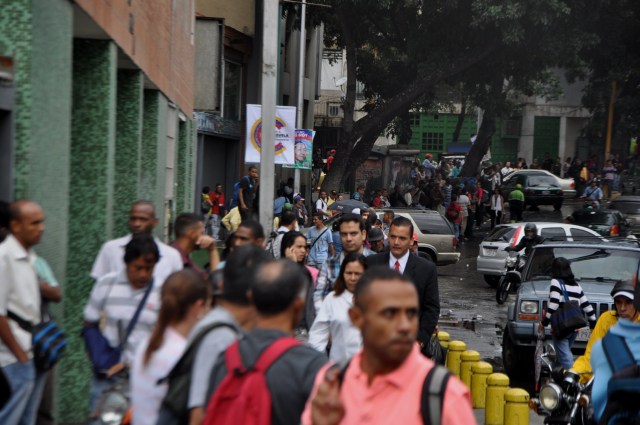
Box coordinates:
[550,279,588,339]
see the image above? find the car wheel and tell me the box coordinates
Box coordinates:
[484,275,499,287]
[553,201,563,210]
[418,251,435,263]
[502,326,533,378]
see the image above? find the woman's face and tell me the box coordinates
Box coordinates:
[292,236,307,263]
[343,260,365,293]
[294,143,307,162]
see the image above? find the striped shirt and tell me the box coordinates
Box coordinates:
[542,278,596,327]
[83,270,160,365]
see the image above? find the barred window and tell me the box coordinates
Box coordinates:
[421,132,444,151]
[410,113,420,127]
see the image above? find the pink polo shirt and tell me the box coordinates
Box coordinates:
[301,345,476,425]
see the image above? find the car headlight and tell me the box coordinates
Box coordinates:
[506,257,518,267]
[539,383,563,412]
[520,301,539,314]
[98,391,128,425]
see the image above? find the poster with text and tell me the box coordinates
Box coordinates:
[283,129,315,169]
[245,104,296,165]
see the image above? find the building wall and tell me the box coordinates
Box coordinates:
[194,19,222,112]
[75,0,195,114]
[196,0,255,36]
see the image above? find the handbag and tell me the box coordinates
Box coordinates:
[7,308,68,372]
[421,333,447,365]
[81,280,154,375]
[550,279,588,339]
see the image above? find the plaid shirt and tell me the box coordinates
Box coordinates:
[313,248,374,313]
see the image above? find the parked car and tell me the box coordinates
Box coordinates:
[606,195,640,236]
[477,222,602,286]
[502,239,640,376]
[571,208,632,237]
[504,169,576,196]
[501,171,564,210]
[376,208,460,266]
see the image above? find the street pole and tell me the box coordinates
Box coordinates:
[294,0,306,195]
[604,80,617,161]
[259,0,278,233]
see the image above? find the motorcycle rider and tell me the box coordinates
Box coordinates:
[505,222,545,258]
[581,178,604,208]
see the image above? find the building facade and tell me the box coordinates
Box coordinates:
[0,0,196,420]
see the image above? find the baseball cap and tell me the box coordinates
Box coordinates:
[293,193,304,202]
[368,227,384,242]
[611,280,635,301]
[283,203,292,211]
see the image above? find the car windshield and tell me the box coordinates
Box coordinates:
[608,201,640,214]
[411,214,454,234]
[573,211,615,225]
[528,175,560,188]
[485,226,517,242]
[525,246,640,282]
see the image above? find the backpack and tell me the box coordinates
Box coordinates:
[160,322,238,424]
[264,230,287,259]
[229,176,250,209]
[337,361,451,425]
[202,337,300,425]
[599,333,640,425]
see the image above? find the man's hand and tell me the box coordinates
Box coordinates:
[196,235,216,251]
[311,366,345,425]
[106,362,126,378]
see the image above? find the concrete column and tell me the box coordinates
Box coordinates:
[140,90,169,237]
[63,38,117,422]
[558,116,567,161]
[519,106,535,163]
[176,118,196,213]
[114,70,144,235]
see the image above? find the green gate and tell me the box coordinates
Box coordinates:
[533,116,560,162]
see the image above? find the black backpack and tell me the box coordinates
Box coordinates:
[160,322,238,424]
[599,332,640,425]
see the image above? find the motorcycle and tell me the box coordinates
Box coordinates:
[496,251,523,304]
[95,372,131,425]
[532,367,594,425]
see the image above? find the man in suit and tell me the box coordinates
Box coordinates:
[367,216,440,348]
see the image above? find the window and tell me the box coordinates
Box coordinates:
[411,214,454,235]
[327,102,341,117]
[223,60,242,121]
[570,228,596,241]
[410,113,420,127]
[421,132,444,151]
[540,227,566,240]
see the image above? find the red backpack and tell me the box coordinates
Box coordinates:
[203,337,300,425]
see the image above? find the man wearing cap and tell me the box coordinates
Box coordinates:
[422,153,436,179]
[292,194,308,226]
[367,227,385,253]
[572,280,640,383]
[508,183,525,222]
[590,279,640,422]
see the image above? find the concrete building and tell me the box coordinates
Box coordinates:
[0,0,195,420]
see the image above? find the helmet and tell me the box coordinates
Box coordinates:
[524,223,537,239]
[611,280,635,301]
[425,153,432,159]
[515,184,522,189]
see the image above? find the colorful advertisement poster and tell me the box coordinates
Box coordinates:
[245,104,296,165]
[284,129,315,170]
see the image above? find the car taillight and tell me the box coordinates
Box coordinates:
[510,226,522,247]
[610,225,619,236]
[570,180,575,188]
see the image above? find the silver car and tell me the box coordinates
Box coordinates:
[477,222,601,286]
[606,195,640,236]
[503,169,576,196]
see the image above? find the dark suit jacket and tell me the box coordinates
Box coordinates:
[367,252,440,343]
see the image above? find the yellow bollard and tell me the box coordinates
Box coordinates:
[471,361,493,408]
[485,373,510,425]
[504,388,530,425]
[437,331,450,349]
[445,340,466,377]
[460,350,480,388]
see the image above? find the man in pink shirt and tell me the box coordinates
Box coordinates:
[302,267,475,425]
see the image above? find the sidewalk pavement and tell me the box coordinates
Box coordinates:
[473,408,545,425]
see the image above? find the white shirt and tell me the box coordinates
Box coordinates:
[91,234,182,287]
[457,194,470,217]
[131,327,188,425]
[389,251,410,274]
[0,235,40,366]
[501,166,513,176]
[309,291,362,363]
[315,198,328,215]
[490,194,503,211]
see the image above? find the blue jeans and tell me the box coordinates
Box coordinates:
[553,331,578,370]
[452,223,461,244]
[88,375,116,420]
[0,360,47,425]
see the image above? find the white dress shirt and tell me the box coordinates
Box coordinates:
[91,234,183,287]
[389,250,411,274]
[309,290,362,363]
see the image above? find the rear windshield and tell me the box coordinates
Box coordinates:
[608,201,640,214]
[528,175,560,188]
[485,226,517,242]
[573,211,615,225]
[412,214,454,234]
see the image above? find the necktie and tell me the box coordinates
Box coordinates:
[394,260,400,272]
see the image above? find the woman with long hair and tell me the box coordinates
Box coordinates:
[539,257,596,370]
[131,269,210,425]
[308,253,367,362]
[489,187,504,229]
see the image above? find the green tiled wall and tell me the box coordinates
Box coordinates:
[114,70,144,236]
[175,118,196,213]
[63,39,117,423]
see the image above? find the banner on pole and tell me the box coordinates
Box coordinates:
[283,129,315,170]
[245,104,296,165]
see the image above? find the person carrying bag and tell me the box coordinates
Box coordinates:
[539,257,596,370]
